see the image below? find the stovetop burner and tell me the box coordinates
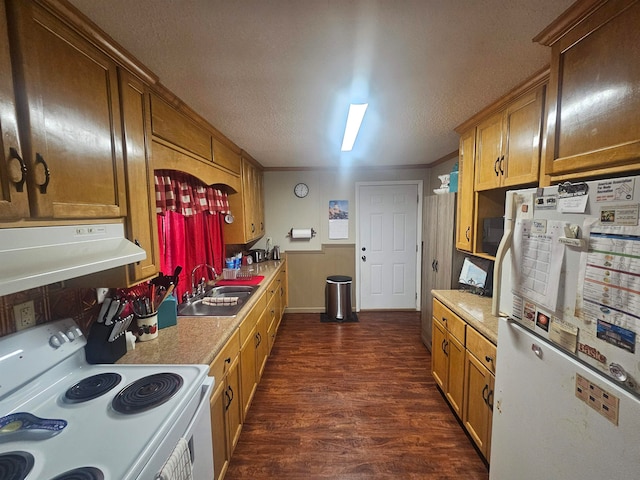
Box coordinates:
[64,373,122,403]
[50,467,104,480]
[0,451,34,480]
[112,372,184,414]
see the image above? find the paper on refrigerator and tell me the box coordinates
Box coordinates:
[511,218,565,311]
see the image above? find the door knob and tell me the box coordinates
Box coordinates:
[361,255,366,262]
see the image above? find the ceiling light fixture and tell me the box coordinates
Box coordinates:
[340,103,368,151]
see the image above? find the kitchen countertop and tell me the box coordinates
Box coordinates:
[117,260,285,366]
[432,289,500,344]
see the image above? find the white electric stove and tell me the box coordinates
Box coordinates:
[0,318,214,480]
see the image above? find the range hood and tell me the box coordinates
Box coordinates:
[0,223,146,296]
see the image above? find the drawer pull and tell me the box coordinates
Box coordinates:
[485,355,494,364]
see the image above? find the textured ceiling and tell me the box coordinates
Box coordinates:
[69,0,575,169]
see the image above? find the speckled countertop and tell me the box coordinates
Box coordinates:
[117,260,285,366]
[432,290,500,344]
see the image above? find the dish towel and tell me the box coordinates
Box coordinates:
[158,437,193,480]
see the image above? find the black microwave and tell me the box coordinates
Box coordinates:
[482,217,504,256]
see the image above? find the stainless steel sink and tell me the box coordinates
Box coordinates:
[177,285,258,317]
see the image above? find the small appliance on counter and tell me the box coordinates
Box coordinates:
[272,245,281,260]
[249,249,267,263]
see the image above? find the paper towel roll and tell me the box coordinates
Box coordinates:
[291,228,313,239]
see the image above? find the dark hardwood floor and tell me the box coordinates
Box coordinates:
[225,311,489,480]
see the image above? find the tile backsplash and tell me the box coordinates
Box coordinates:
[0,283,100,338]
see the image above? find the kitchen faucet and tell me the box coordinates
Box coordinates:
[184,263,217,302]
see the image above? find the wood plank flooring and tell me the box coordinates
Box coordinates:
[225,312,489,480]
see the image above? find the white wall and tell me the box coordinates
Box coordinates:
[255,167,432,252]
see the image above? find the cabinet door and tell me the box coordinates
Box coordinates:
[474,112,503,191]
[210,381,229,480]
[7,0,126,219]
[431,318,448,390]
[119,70,159,282]
[256,307,269,379]
[421,195,439,348]
[456,130,475,252]
[502,87,544,187]
[542,1,640,178]
[0,0,29,219]
[240,326,257,419]
[226,357,243,455]
[447,335,466,418]
[463,350,493,458]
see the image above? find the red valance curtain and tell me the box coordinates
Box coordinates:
[155,170,229,302]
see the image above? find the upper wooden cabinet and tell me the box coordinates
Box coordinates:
[475,86,545,191]
[535,0,640,181]
[224,154,265,244]
[150,92,213,162]
[2,0,126,220]
[456,130,475,253]
[118,69,159,284]
[0,0,28,219]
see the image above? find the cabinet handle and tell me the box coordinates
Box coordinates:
[228,385,234,403]
[256,332,261,347]
[443,339,449,356]
[499,155,504,175]
[494,157,500,176]
[441,339,447,355]
[485,355,494,364]
[224,389,232,410]
[488,389,494,411]
[482,384,489,405]
[431,259,436,271]
[465,226,470,241]
[34,153,50,194]
[251,223,255,233]
[434,260,438,272]
[8,147,27,192]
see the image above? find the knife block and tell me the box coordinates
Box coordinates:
[85,321,126,364]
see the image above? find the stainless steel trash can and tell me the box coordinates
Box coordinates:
[326,275,352,320]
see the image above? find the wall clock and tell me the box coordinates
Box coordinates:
[294,182,309,198]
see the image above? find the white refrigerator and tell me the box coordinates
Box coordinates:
[490,175,640,479]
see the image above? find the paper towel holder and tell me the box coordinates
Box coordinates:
[287,228,316,239]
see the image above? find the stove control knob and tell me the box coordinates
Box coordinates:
[49,332,69,349]
[65,328,80,341]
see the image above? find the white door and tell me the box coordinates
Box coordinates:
[357,182,421,310]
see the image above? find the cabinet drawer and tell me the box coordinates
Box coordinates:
[209,329,240,382]
[433,299,466,344]
[239,292,267,346]
[466,327,496,375]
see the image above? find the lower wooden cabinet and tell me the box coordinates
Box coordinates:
[462,326,497,460]
[431,300,466,417]
[212,261,288,479]
[209,329,241,480]
[432,298,496,462]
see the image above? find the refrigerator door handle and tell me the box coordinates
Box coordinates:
[531,343,543,359]
[492,191,516,317]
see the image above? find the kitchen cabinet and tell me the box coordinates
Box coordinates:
[118,69,159,283]
[456,130,475,253]
[0,0,28,219]
[462,327,496,461]
[239,291,267,418]
[224,154,265,244]
[431,299,466,418]
[421,193,464,350]
[535,0,640,182]
[474,86,544,191]
[3,0,126,220]
[455,68,547,259]
[209,329,242,480]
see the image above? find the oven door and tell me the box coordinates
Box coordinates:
[143,376,214,480]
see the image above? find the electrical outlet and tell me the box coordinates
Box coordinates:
[14,300,36,331]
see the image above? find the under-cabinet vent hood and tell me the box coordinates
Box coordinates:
[0,223,146,296]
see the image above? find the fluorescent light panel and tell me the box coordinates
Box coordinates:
[341,103,368,151]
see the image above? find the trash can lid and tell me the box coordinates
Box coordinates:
[327,275,352,283]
